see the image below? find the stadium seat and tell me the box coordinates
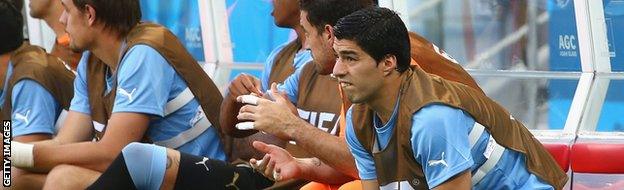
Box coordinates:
[571,142,624,190]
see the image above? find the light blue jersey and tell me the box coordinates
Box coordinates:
[261,40,312,92]
[70,45,225,160]
[346,103,553,189]
[104,40,310,190]
[0,63,62,137]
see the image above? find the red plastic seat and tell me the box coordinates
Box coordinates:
[571,142,624,190]
[571,143,624,173]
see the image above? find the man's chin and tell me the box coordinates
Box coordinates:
[274,21,286,28]
[347,96,364,104]
[69,45,85,53]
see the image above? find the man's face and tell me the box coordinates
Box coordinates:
[59,0,92,52]
[271,0,299,27]
[300,11,335,75]
[332,39,385,104]
[29,0,53,18]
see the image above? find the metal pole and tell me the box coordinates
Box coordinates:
[527,0,539,128]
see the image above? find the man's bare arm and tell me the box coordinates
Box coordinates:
[297,158,355,184]
[26,112,149,172]
[44,111,95,145]
[251,141,353,184]
[11,111,95,150]
[287,120,358,178]
[433,170,471,190]
[238,84,359,179]
[9,110,93,146]
[242,115,359,178]
[13,134,52,143]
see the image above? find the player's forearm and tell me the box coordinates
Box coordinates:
[289,121,359,179]
[433,170,471,190]
[298,157,355,184]
[30,141,119,173]
[32,138,61,147]
[220,93,257,138]
[13,134,52,143]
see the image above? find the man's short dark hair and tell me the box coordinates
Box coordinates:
[334,7,411,73]
[0,0,24,54]
[72,0,141,38]
[299,0,374,33]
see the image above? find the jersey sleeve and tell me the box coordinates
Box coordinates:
[260,43,288,92]
[11,80,60,136]
[345,106,377,180]
[111,45,176,117]
[275,64,304,104]
[69,52,91,114]
[410,104,475,188]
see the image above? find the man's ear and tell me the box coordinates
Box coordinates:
[381,54,398,76]
[323,24,334,46]
[84,4,96,26]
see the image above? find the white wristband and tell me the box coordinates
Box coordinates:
[235,122,255,130]
[11,141,35,168]
[237,95,260,105]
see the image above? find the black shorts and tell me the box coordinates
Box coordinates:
[174,152,274,190]
[88,152,274,190]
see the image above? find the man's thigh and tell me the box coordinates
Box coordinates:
[43,165,101,190]
[8,168,47,190]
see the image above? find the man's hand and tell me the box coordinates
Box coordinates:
[227,73,263,98]
[250,141,303,181]
[237,83,305,140]
[221,74,263,137]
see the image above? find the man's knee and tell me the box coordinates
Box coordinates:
[122,142,151,156]
[45,164,100,190]
[46,165,78,186]
[46,164,80,181]
[121,142,168,190]
[11,166,32,179]
[10,167,47,190]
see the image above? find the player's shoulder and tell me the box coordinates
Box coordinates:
[411,104,475,133]
[413,104,465,121]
